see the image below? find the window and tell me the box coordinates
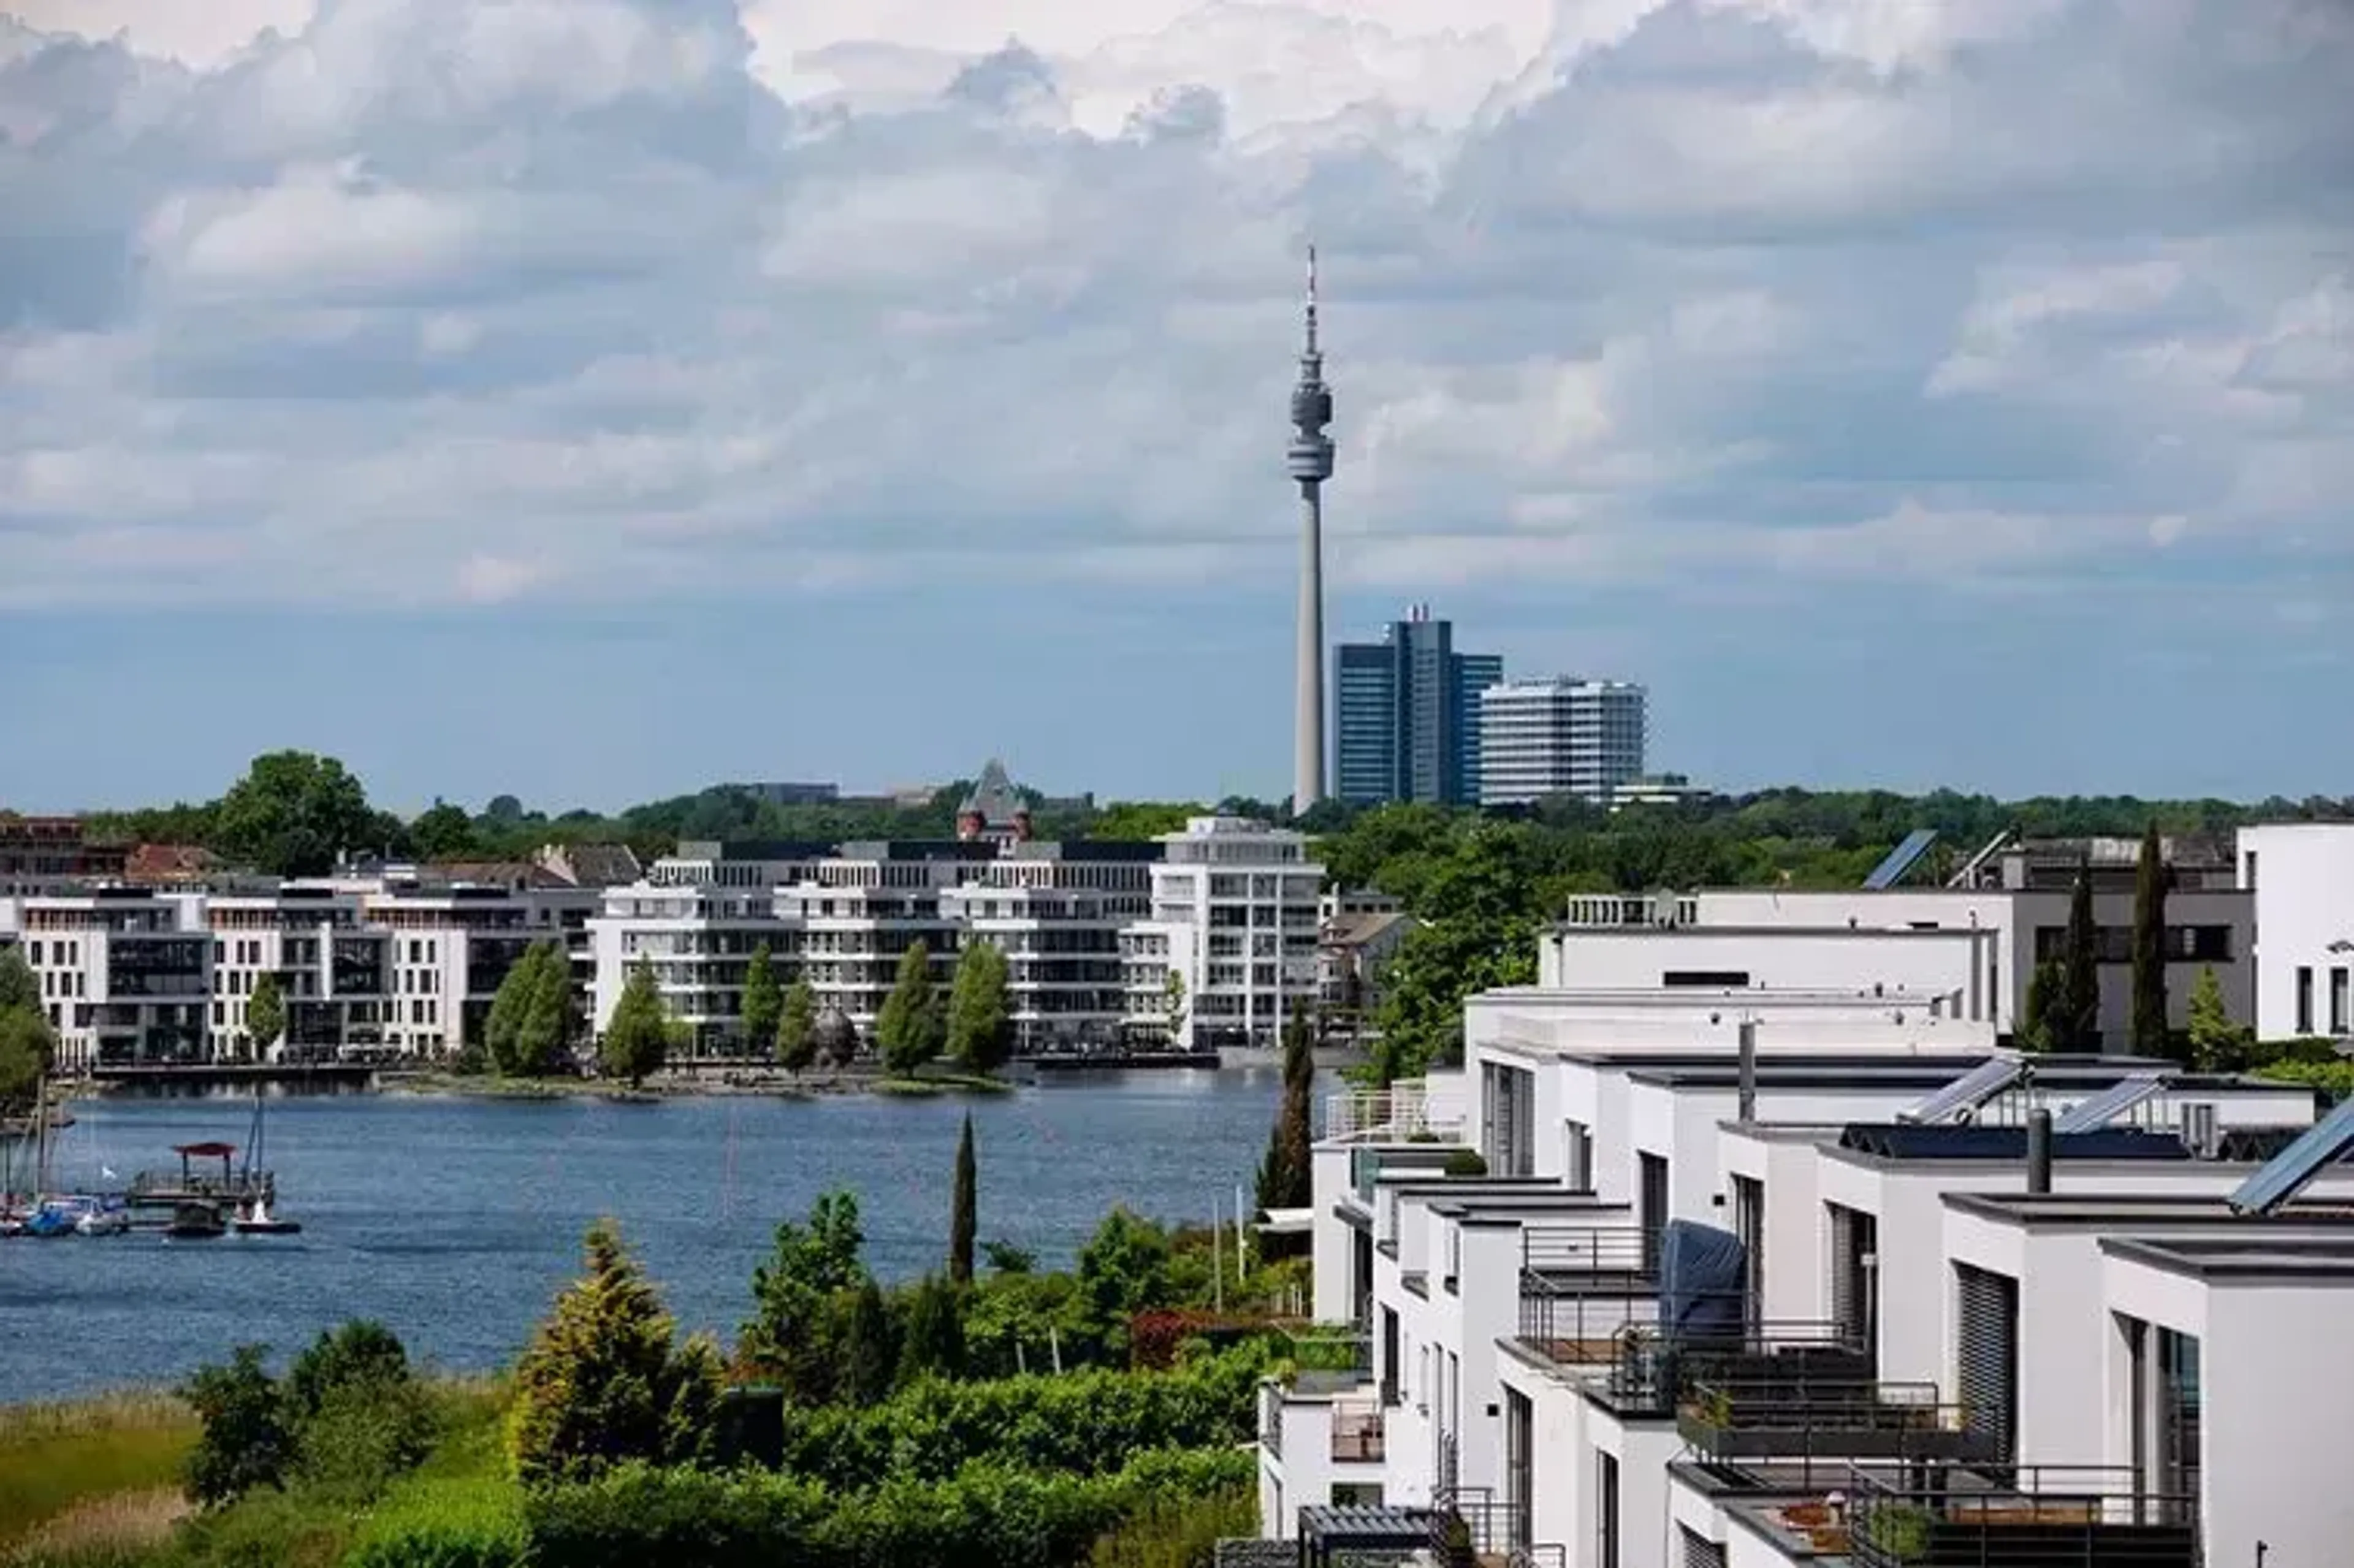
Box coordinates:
[1732,1174,1765,1328]
[1679,1526,1728,1568]
[1596,1450,1621,1568]
[1504,1390,1533,1554]
[1564,1120,1593,1190]
[2333,967,2349,1037]
[1662,969,1750,988]
[1638,1152,1670,1276]
[2298,966,2315,1035]
[1827,1203,1878,1352]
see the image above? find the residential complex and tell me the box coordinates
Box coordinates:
[1248,911,2354,1566]
[1335,605,1504,807]
[1477,677,1648,807]
[1,863,600,1071]
[587,786,1324,1056]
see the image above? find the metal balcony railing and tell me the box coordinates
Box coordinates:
[1677,1377,1998,1467]
[1845,1463,2200,1568]
[1514,1228,1662,1366]
[1602,1320,1875,1417]
[1257,1383,1283,1461]
[1428,1486,1520,1560]
[1278,1326,1373,1381]
[1321,1083,1466,1144]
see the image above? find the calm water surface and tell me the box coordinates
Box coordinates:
[0,1070,1285,1403]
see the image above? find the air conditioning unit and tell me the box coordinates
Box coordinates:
[2180,1102,2220,1160]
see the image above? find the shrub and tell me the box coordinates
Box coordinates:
[524,1463,828,1568]
[773,1347,1268,1491]
[343,1476,530,1568]
[180,1347,295,1507]
[1442,1148,1488,1178]
[297,1377,438,1503]
[1086,1486,1255,1568]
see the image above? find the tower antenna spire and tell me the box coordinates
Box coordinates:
[1305,243,1319,357]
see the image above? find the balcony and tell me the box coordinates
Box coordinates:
[1514,1225,1657,1366]
[1322,1082,1466,1144]
[1567,1321,1875,1419]
[1329,1398,1384,1464]
[1676,1377,1997,1464]
[1846,1464,2199,1568]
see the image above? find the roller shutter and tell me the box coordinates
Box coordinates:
[1956,1263,2018,1461]
[1680,1526,1728,1568]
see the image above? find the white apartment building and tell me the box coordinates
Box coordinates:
[1553,835,2255,1050]
[205,885,391,1062]
[2236,821,2354,1040]
[361,877,598,1060]
[0,889,208,1071]
[1136,815,1324,1052]
[1251,962,2352,1568]
[1478,678,1647,807]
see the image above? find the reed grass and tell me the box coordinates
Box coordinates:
[0,1395,194,1555]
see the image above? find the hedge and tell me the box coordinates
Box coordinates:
[520,1447,1255,1568]
[773,1348,1267,1490]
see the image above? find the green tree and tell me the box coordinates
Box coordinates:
[213,750,379,877]
[518,940,577,1075]
[2017,959,2065,1053]
[1254,1003,1316,1257]
[0,1005,53,1114]
[1076,1207,1174,1327]
[740,943,782,1057]
[0,947,37,1015]
[776,975,818,1076]
[950,1112,978,1285]
[2060,857,2102,1052]
[842,1279,899,1405]
[741,1191,870,1401]
[600,958,669,1088]
[484,943,541,1076]
[180,1345,294,1506]
[2185,965,2247,1070]
[946,940,1012,1075]
[899,1273,968,1383]
[875,940,944,1078]
[1162,970,1187,1044]
[2131,821,2176,1060]
[410,799,478,860]
[245,971,286,1062]
[284,1321,432,1503]
[506,1219,723,1486]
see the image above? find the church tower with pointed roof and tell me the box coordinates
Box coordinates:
[956,759,1033,845]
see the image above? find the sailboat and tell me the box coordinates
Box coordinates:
[229,1090,301,1236]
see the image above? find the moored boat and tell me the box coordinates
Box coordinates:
[231,1193,302,1236]
[166,1201,226,1239]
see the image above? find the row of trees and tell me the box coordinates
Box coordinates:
[2015,821,2217,1064]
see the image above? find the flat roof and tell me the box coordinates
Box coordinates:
[2103,1234,2354,1283]
[1947,1191,2354,1227]
[1626,1057,2245,1092]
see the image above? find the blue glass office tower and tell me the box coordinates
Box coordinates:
[1333,606,1502,806]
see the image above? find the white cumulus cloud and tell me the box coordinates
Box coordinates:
[0,0,2347,611]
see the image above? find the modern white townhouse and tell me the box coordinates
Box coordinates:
[205,885,390,1062]
[2236,821,2354,1040]
[1552,833,2253,1051]
[587,810,1321,1057]
[1253,967,2353,1568]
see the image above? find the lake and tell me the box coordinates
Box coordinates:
[0,1070,1287,1404]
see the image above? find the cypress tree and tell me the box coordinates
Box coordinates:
[775,977,817,1077]
[1254,1002,1317,1258]
[876,941,943,1078]
[2130,821,2176,1060]
[841,1279,897,1404]
[949,1112,977,1286]
[2061,856,2101,1052]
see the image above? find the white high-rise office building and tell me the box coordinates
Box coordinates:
[1477,676,1647,806]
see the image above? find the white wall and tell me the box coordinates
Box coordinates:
[1542,926,1990,1021]
[2239,823,2354,1040]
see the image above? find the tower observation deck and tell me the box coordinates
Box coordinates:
[1290,248,1335,811]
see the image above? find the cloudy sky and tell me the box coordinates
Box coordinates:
[1,0,2348,815]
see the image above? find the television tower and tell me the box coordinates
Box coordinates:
[1287,246,1335,812]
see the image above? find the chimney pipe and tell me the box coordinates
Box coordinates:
[1737,1019,1758,1124]
[2027,1108,2053,1195]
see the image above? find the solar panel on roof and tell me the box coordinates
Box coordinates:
[1864,827,1941,890]
[2228,1094,2354,1216]
[1897,1056,2023,1124]
[2053,1071,2172,1134]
